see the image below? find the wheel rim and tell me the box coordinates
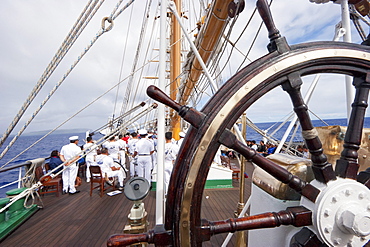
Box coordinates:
[164,42,370,246]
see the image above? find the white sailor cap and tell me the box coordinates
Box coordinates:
[179,132,186,138]
[138,129,147,135]
[69,136,79,141]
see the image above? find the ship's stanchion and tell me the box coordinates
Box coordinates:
[5,187,28,213]
[0,198,10,223]
[0,187,39,241]
[123,177,151,247]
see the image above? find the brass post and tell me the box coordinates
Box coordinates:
[236,113,246,246]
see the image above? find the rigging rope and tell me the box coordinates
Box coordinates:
[0,0,136,160]
[90,101,147,135]
[1,103,157,215]
[121,0,152,116]
[0,54,156,170]
[0,49,156,169]
[112,1,135,122]
[0,0,101,148]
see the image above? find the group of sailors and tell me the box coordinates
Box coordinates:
[49,129,186,195]
[245,140,277,157]
[245,140,309,158]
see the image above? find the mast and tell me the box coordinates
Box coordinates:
[178,0,230,106]
[170,0,182,140]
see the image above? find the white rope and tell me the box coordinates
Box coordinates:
[0,177,27,190]
[113,1,136,120]
[0,158,45,212]
[121,0,153,115]
[0,0,101,148]
[44,103,157,178]
[302,128,319,140]
[92,101,148,135]
[1,50,158,170]
[112,0,136,20]
[0,183,41,214]
[0,1,105,159]
[0,0,137,160]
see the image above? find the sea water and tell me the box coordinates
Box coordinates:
[0,118,369,197]
[0,130,95,197]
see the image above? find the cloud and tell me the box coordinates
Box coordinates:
[0,0,366,141]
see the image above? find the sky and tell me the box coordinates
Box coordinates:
[0,0,368,139]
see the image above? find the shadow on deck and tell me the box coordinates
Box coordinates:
[1,160,254,246]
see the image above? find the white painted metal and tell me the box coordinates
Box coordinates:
[301,178,370,246]
[155,0,167,225]
[341,0,355,121]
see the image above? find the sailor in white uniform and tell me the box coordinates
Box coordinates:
[148,133,157,171]
[127,132,139,177]
[134,129,154,183]
[60,136,81,194]
[164,132,179,194]
[102,136,121,162]
[83,136,97,183]
[176,131,186,147]
[95,148,125,190]
[117,134,127,166]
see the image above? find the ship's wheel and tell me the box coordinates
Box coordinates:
[107,1,370,246]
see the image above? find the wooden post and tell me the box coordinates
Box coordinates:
[170,0,182,140]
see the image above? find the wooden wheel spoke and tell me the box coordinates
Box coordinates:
[147,85,205,128]
[336,75,370,179]
[107,225,172,247]
[143,44,370,246]
[199,206,312,242]
[219,129,320,202]
[282,73,337,184]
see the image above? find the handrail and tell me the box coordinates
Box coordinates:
[0,157,49,173]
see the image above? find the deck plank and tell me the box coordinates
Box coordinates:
[1,161,254,246]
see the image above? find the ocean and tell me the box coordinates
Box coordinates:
[0,117,369,197]
[0,130,104,198]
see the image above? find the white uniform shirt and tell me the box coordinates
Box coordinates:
[83,142,97,163]
[135,138,154,155]
[165,142,179,164]
[117,139,127,151]
[83,142,97,154]
[95,154,114,174]
[176,138,184,147]
[127,138,139,155]
[103,141,120,157]
[83,142,97,155]
[60,143,81,162]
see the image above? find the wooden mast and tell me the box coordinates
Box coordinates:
[170,0,182,140]
[178,0,230,106]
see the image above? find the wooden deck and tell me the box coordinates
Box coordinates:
[1,160,254,246]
